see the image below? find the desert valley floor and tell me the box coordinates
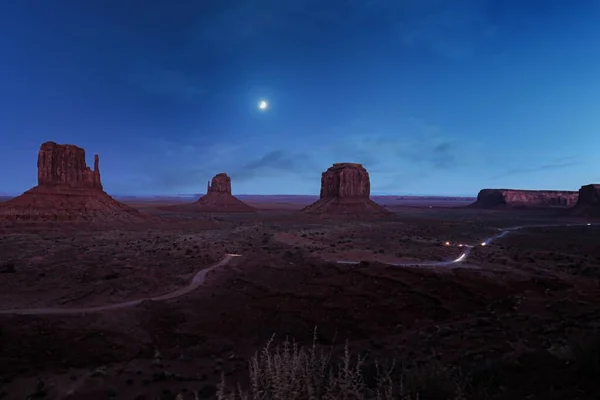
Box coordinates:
[1,197,599,400]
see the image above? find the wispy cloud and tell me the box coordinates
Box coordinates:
[134,138,316,192]
[491,157,580,179]
[230,150,316,181]
[331,120,463,172]
[134,118,469,194]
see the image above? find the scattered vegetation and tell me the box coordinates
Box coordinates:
[212,332,466,400]
[170,329,600,400]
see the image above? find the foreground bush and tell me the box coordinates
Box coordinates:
[174,330,600,400]
[213,330,467,400]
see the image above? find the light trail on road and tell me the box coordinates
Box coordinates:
[336,222,595,267]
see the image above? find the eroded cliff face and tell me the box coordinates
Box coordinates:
[304,163,389,216]
[0,142,145,222]
[472,189,578,208]
[37,141,102,189]
[320,163,370,198]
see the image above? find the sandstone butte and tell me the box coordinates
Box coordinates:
[303,163,390,217]
[568,184,600,217]
[469,188,579,209]
[0,141,146,222]
[191,173,255,213]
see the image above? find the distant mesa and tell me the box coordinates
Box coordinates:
[190,173,255,213]
[0,141,146,222]
[302,163,391,217]
[469,188,578,209]
[568,184,600,217]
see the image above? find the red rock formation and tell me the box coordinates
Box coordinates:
[470,189,578,209]
[568,184,600,217]
[190,173,254,213]
[320,163,370,198]
[37,142,102,189]
[303,163,390,217]
[207,173,232,195]
[0,142,146,222]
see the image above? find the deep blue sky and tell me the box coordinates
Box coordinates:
[2,0,599,196]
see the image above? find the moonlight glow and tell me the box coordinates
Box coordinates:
[258,100,268,110]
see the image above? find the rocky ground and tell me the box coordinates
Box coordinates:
[0,203,599,399]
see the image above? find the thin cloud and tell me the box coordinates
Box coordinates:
[335,130,462,172]
[398,139,459,169]
[135,120,467,194]
[491,158,580,179]
[230,150,316,181]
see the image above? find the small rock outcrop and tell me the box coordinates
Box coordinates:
[469,189,579,209]
[192,173,255,213]
[0,142,145,222]
[568,184,600,217]
[303,163,390,217]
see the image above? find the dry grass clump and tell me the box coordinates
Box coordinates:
[212,329,467,400]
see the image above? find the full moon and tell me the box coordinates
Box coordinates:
[258,100,268,110]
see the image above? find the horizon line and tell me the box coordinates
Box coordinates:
[0,192,477,198]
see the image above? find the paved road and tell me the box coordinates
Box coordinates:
[336,222,594,267]
[0,254,241,315]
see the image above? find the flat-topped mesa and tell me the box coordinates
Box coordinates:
[470,188,578,208]
[304,163,390,217]
[37,141,102,190]
[569,184,600,217]
[207,172,232,195]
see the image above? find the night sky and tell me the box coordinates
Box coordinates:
[2,0,599,196]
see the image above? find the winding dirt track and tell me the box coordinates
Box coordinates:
[0,254,241,315]
[0,223,594,316]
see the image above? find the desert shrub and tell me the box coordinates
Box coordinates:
[214,329,468,400]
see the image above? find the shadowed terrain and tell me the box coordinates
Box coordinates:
[1,197,599,399]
